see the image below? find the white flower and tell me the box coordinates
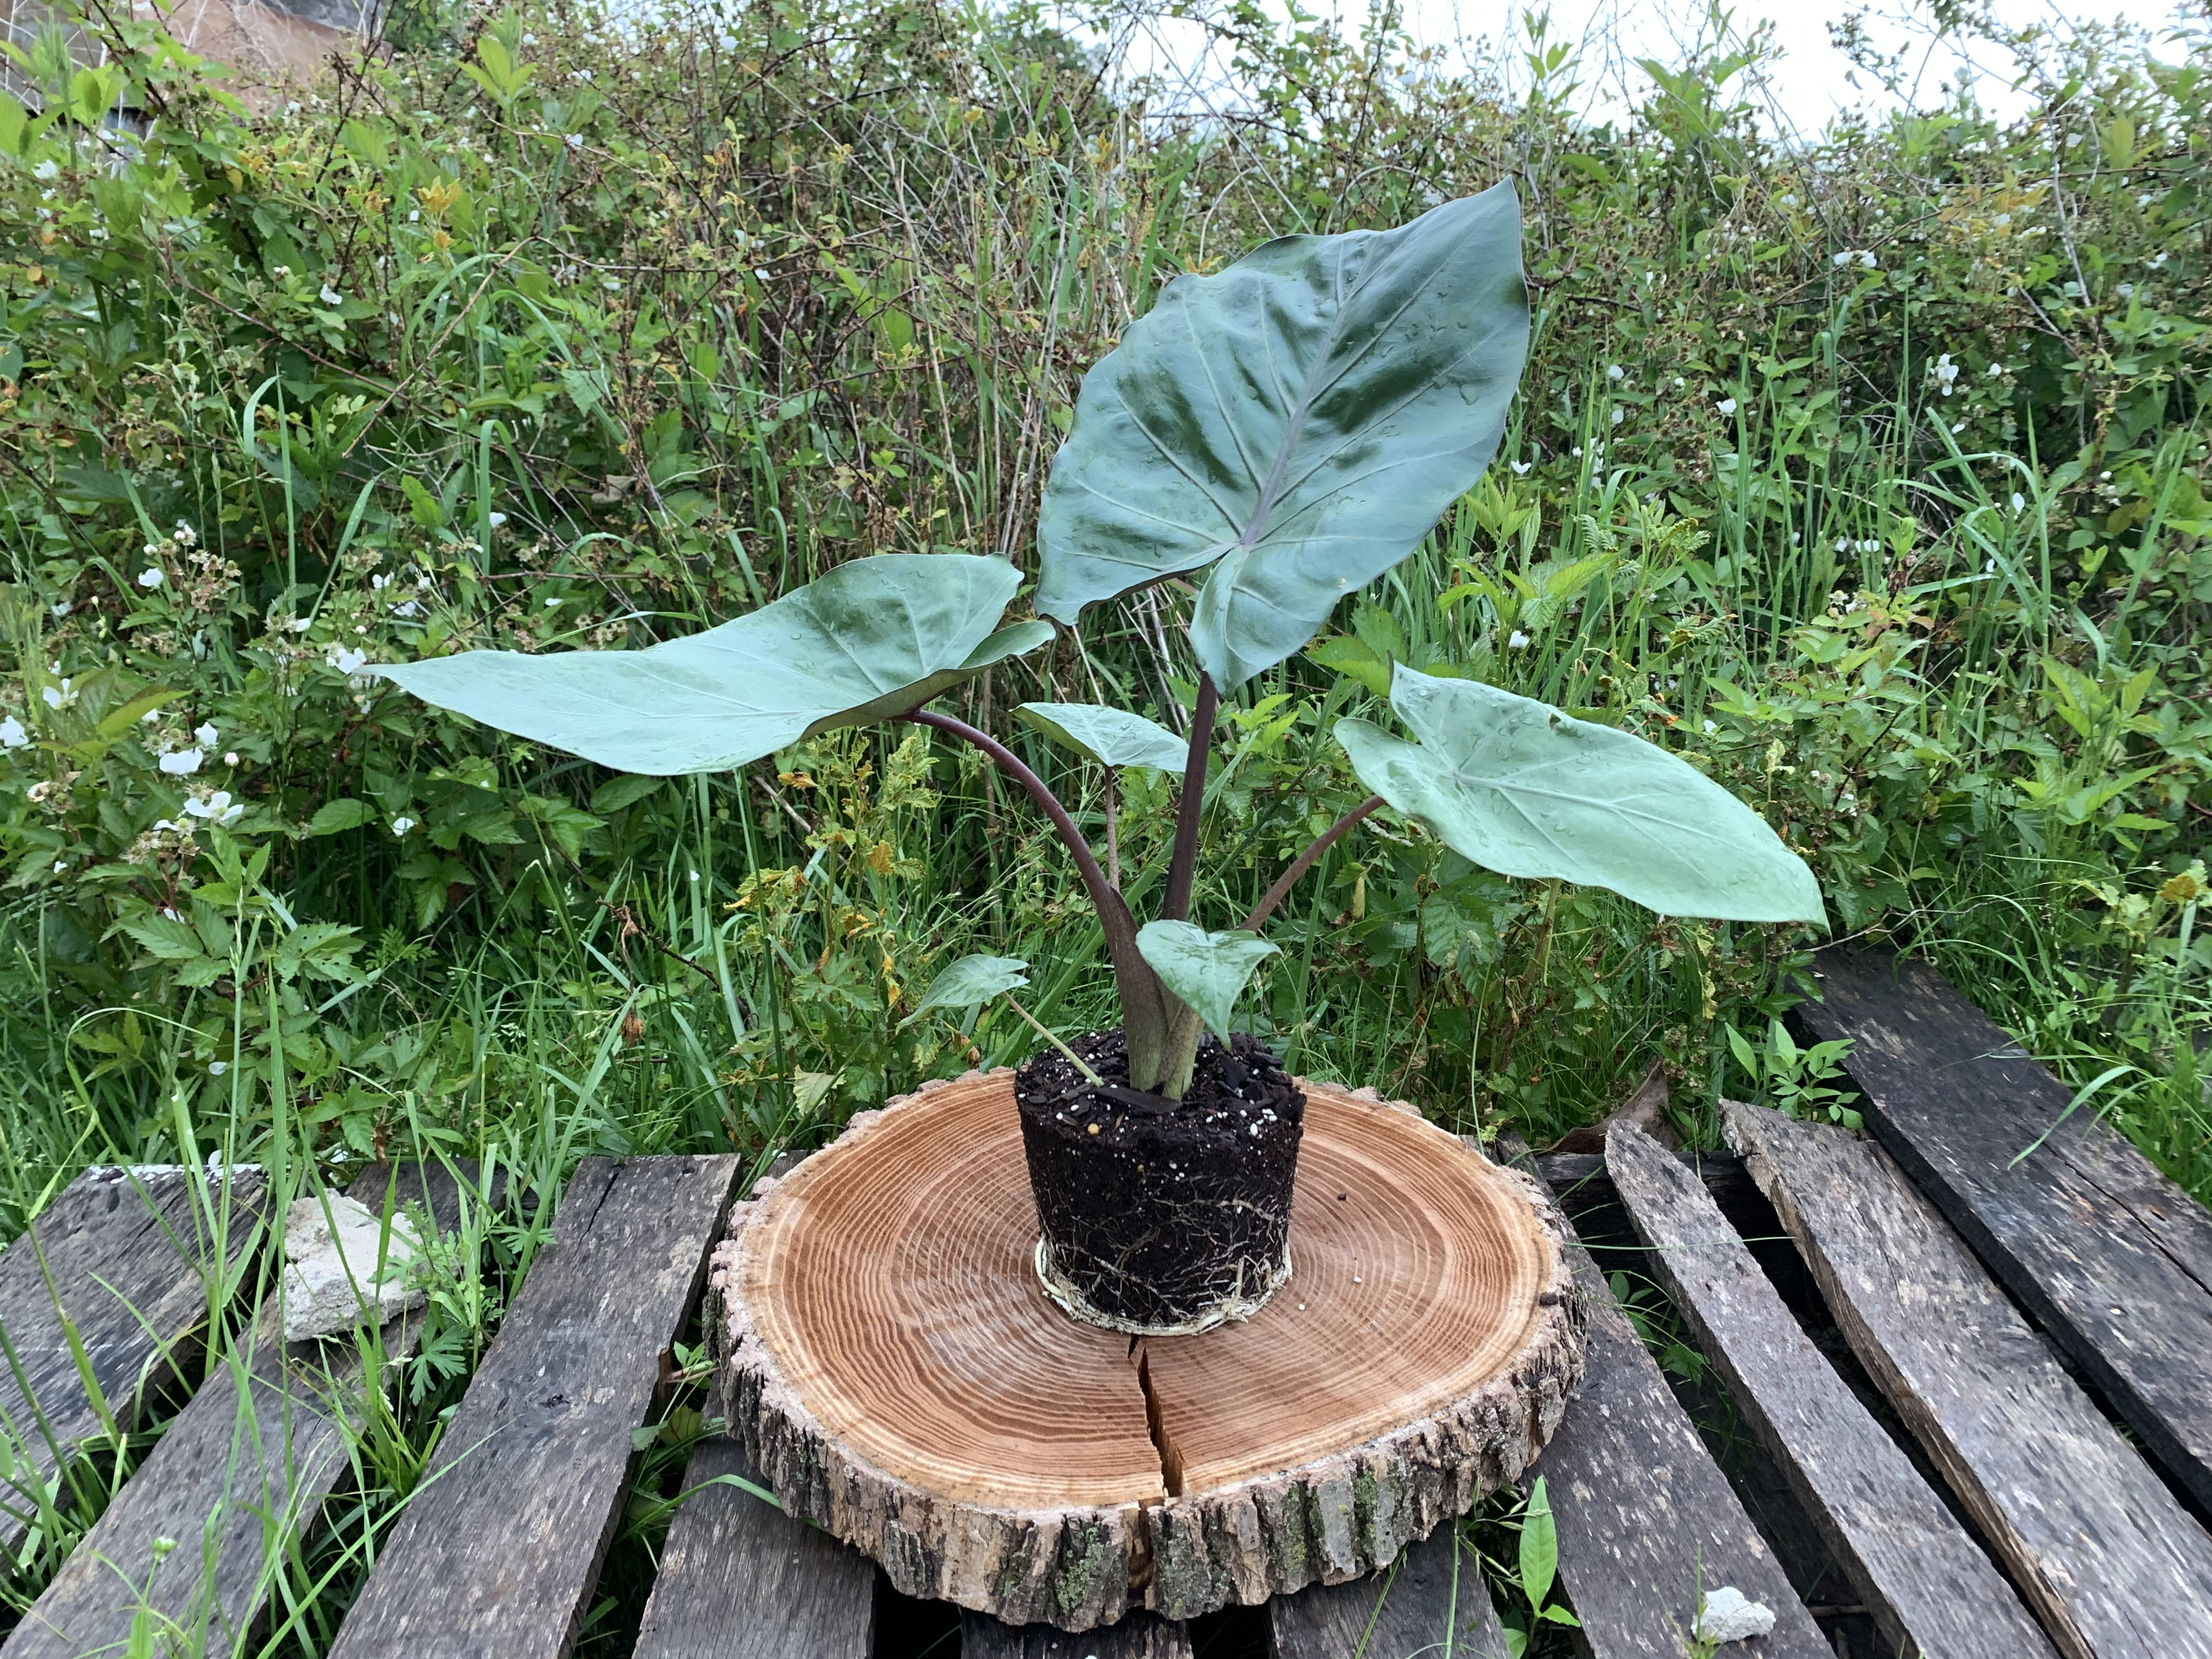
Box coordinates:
[50,601,69,618]
[224,751,239,764]
[1703,719,1717,734]
[320,285,343,306]
[159,749,203,776]
[391,599,421,618]
[408,208,420,222]
[173,521,195,545]
[52,861,66,873]
[195,723,218,747]
[1509,461,1531,476]
[488,511,507,528]
[138,567,165,589]
[2010,493,2027,513]
[1606,363,1624,381]
[565,133,584,151]
[288,617,313,633]
[208,1061,228,1076]
[273,264,291,279]
[1987,361,2004,376]
[1610,407,1624,426]
[2137,191,2153,207]
[1984,558,1997,573]
[184,790,242,826]
[33,159,63,182]
[391,815,416,837]
[1860,250,1878,268]
[41,680,72,710]
[1832,251,1850,267]
[544,596,562,608]
[327,646,368,676]
[1931,352,1957,394]
[1672,376,1685,388]
[1715,397,1738,417]
[371,573,392,590]
[0,716,25,748]
[2115,283,2135,299]
[142,709,160,723]
[1507,630,1531,649]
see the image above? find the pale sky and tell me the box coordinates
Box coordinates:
[1104,0,2202,137]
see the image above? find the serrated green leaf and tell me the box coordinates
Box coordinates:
[1014,703,1187,772]
[1035,184,1528,688]
[1304,634,1393,698]
[302,798,377,837]
[120,916,206,962]
[1135,922,1279,1040]
[375,555,1050,776]
[1336,668,1825,924]
[904,954,1029,1025]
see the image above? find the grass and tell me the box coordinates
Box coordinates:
[0,0,2205,1646]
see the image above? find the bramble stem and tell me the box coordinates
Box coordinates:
[901,709,1171,1084]
[1240,795,1386,933]
[1161,673,1218,924]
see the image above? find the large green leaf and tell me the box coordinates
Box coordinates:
[1135,922,1280,1041]
[1014,703,1188,772]
[1336,669,1826,924]
[904,953,1030,1025]
[375,555,1049,775]
[1035,183,1528,689]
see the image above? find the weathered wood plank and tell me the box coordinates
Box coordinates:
[328,1154,740,1659]
[1725,1099,2212,1659]
[1796,947,2212,1513]
[961,1609,1192,1658]
[0,1165,267,1561]
[1606,1120,2056,1659]
[632,1435,874,1659]
[1503,1147,1829,1659]
[1267,1519,1510,1658]
[1,1165,491,1659]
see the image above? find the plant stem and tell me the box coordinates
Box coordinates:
[1003,993,1103,1085]
[1241,794,1386,932]
[1161,672,1218,923]
[901,708,1171,1082]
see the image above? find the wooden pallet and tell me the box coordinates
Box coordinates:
[1,947,2208,1658]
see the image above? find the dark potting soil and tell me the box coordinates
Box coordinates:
[1014,1029,1305,1330]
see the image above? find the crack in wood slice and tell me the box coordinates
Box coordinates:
[709,1072,1582,1631]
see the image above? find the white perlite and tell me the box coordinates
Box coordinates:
[281,1195,426,1341]
[1695,1587,1778,1644]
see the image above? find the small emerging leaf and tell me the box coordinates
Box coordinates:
[1336,668,1825,924]
[1014,703,1188,772]
[1136,922,1279,1040]
[905,954,1030,1025]
[376,555,1049,776]
[1520,1475,1560,1612]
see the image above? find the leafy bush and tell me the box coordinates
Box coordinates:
[0,0,2205,1235]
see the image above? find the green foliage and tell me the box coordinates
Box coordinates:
[1135,922,1280,1043]
[1339,667,1827,923]
[1014,703,1187,773]
[1035,183,1531,689]
[376,553,1048,773]
[0,0,2202,1227]
[1725,1022,1863,1128]
[906,952,1029,1024]
[1501,1475,1581,1655]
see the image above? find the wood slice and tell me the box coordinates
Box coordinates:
[708,1071,1583,1632]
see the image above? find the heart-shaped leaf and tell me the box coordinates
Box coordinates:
[1335,668,1825,924]
[1136,922,1280,1040]
[1035,183,1528,688]
[904,953,1030,1025]
[1014,703,1188,772]
[375,555,1049,775]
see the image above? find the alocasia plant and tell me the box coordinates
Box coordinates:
[376,182,1823,1103]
